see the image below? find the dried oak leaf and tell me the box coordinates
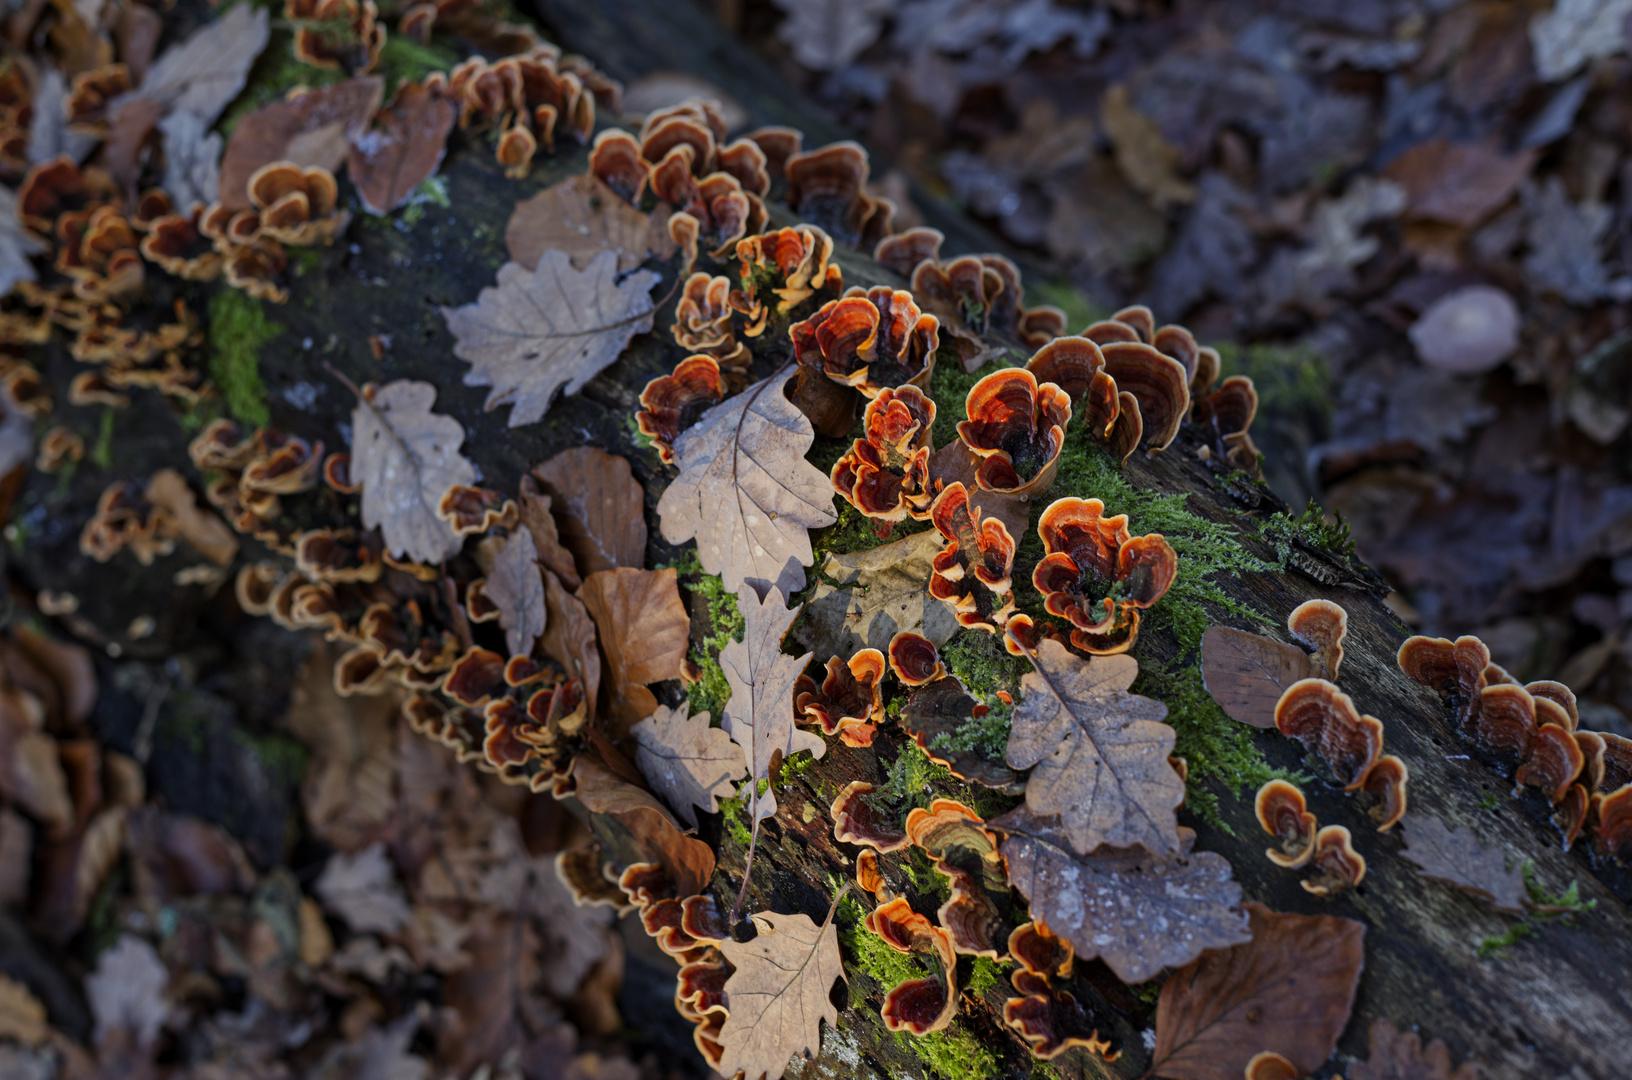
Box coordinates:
[1399,813,1526,914]
[487,529,546,658]
[218,77,384,209]
[631,703,746,827]
[1383,139,1534,228]
[110,4,269,130]
[720,585,826,821]
[998,809,1250,984]
[1201,626,1313,730]
[716,896,847,1080]
[1350,1017,1482,1080]
[506,174,656,273]
[443,250,660,428]
[579,566,689,730]
[1152,902,1366,1080]
[351,379,476,565]
[314,842,412,933]
[533,448,647,577]
[348,81,458,216]
[656,376,839,600]
[797,529,960,659]
[1005,638,1183,856]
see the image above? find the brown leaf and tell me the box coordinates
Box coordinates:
[351,379,477,565]
[533,448,647,578]
[1005,638,1183,856]
[126,807,256,902]
[442,251,660,427]
[314,842,411,934]
[1102,83,1195,209]
[715,896,847,1080]
[1399,813,1527,914]
[102,96,164,196]
[927,440,1031,542]
[518,476,583,590]
[281,645,399,851]
[998,811,1250,984]
[143,468,237,567]
[1201,626,1313,729]
[438,916,537,1073]
[218,77,384,209]
[0,808,30,907]
[506,174,655,273]
[1152,902,1366,1080]
[721,585,827,821]
[1350,1017,1482,1080]
[348,81,457,216]
[797,529,961,659]
[573,754,714,896]
[0,974,46,1047]
[110,4,269,128]
[579,567,689,731]
[630,703,746,828]
[541,568,601,717]
[656,377,839,600]
[487,529,547,658]
[1383,139,1535,228]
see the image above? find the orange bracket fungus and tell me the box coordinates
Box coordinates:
[1031,497,1176,655]
[795,649,886,746]
[1360,755,1408,832]
[789,285,939,398]
[956,367,1071,498]
[830,780,909,852]
[783,140,894,248]
[926,481,1017,633]
[672,274,745,367]
[286,0,386,72]
[831,386,937,537]
[904,799,1010,958]
[1098,341,1191,453]
[1274,678,1384,790]
[1192,374,1261,467]
[1287,598,1348,681]
[1003,922,1119,1062]
[637,355,725,465]
[247,162,348,246]
[1255,779,1318,868]
[728,224,843,335]
[1514,722,1585,804]
[875,226,944,278]
[855,849,887,897]
[887,631,947,687]
[865,896,958,1036]
[1302,825,1366,896]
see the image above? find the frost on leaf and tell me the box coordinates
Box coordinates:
[351,380,475,565]
[719,585,826,821]
[442,249,660,427]
[631,703,746,828]
[656,376,838,600]
[486,529,546,658]
[716,898,847,1080]
[1005,638,1184,855]
[1400,813,1527,914]
[998,809,1250,983]
[1152,902,1365,1080]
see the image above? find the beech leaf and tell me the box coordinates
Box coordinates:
[657,376,839,600]
[518,477,583,589]
[719,585,826,821]
[998,810,1251,983]
[351,380,476,565]
[1005,638,1184,855]
[486,529,546,658]
[1399,813,1527,914]
[1350,1017,1483,1080]
[218,78,385,209]
[442,250,660,427]
[715,896,847,1080]
[532,448,647,577]
[348,82,458,216]
[580,567,689,731]
[541,568,601,715]
[506,174,656,272]
[573,754,714,896]
[1200,626,1312,729]
[631,703,746,828]
[1152,902,1366,1080]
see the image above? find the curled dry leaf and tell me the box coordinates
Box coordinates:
[1151,902,1366,1080]
[579,567,689,730]
[720,585,826,821]
[506,173,656,272]
[1399,813,1527,914]
[1201,625,1313,729]
[486,529,546,658]
[518,477,582,590]
[348,82,458,216]
[109,4,269,135]
[218,77,384,209]
[715,895,847,1080]
[443,250,660,427]
[572,754,714,896]
[797,529,960,659]
[998,810,1250,984]
[532,448,647,577]
[351,379,476,565]
[657,376,839,600]
[541,567,601,715]
[1005,638,1183,855]
[631,703,746,828]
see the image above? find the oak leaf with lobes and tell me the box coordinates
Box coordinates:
[715,896,847,1080]
[351,380,476,565]
[657,376,838,600]
[1005,638,1183,855]
[442,250,660,427]
[631,704,746,828]
[506,173,656,272]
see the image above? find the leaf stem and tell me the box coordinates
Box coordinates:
[730,781,763,925]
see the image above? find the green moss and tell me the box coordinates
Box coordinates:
[665,550,743,718]
[1212,341,1330,422]
[869,740,955,814]
[896,1027,1001,1080]
[377,33,457,91]
[905,846,951,903]
[207,290,280,427]
[1259,498,1356,567]
[718,793,752,846]
[1025,281,1107,333]
[965,955,1003,998]
[941,632,1027,699]
[400,176,452,226]
[89,408,115,469]
[930,694,1012,761]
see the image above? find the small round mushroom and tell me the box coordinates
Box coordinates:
[887,631,946,686]
[1302,824,1366,896]
[1244,1051,1300,1080]
[1408,285,1519,375]
[1274,678,1384,790]
[1255,779,1318,868]
[956,368,1071,498]
[830,780,909,852]
[1514,723,1585,804]
[1360,755,1408,832]
[1287,598,1348,681]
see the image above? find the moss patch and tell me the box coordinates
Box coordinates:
[1212,340,1330,422]
[377,33,457,91]
[895,1027,1001,1080]
[667,550,743,719]
[207,289,280,427]
[89,407,115,469]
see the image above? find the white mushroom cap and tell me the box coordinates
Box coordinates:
[1408,284,1520,375]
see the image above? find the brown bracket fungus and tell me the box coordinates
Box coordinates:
[904,799,1011,959]
[899,674,1021,789]
[831,386,936,537]
[865,896,959,1036]
[795,649,886,746]
[1360,755,1409,832]
[956,367,1071,499]
[927,481,1017,633]
[729,224,842,335]
[1032,497,1176,655]
[286,0,386,73]
[436,484,516,536]
[887,631,946,686]
[746,125,803,181]
[874,226,944,278]
[1302,824,1366,896]
[1287,598,1348,681]
[1274,678,1384,790]
[246,162,348,246]
[1591,785,1632,862]
[672,273,744,367]
[1243,1051,1301,1080]
[855,849,886,897]
[783,140,894,248]
[637,354,725,465]
[1476,683,1539,771]
[1098,342,1190,453]
[1255,779,1318,868]
[789,285,938,398]
[588,130,649,203]
[830,780,909,852]
[1514,722,1585,804]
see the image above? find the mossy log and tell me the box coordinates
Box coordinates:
[6,6,1632,1080]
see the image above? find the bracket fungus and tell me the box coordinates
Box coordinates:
[795,650,886,746]
[1302,825,1366,896]
[729,224,843,335]
[1255,779,1318,868]
[1360,755,1408,832]
[1287,599,1347,681]
[672,274,744,367]
[887,631,946,686]
[790,285,938,398]
[1192,374,1261,468]
[637,355,725,465]
[904,799,1010,959]
[874,226,945,279]
[899,674,1020,789]
[1274,679,1384,791]
[246,162,348,246]
[783,140,893,248]
[865,896,959,1036]
[957,367,1071,498]
[1514,722,1585,804]
[286,0,386,72]
[1031,497,1176,656]
[830,386,936,537]
[927,482,1017,633]
[830,780,909,852]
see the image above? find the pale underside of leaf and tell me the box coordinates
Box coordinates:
[1201,625,1314,729]
[443,249,660,427]
[1400,812,1528,913]
[351,380,475,565]
[486,529,546,658]
[716,903,846,1080]
[113,4,269,127]
[631,703,746,828]
[656,375,838,601]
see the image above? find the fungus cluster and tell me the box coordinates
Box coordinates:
[636,354,725,464]
[957,367,1070,496]
[783,140,894,249]
[1031,497,1176,656]
[285,0,387,73]
[1254,780,1375,895]
[1002,921,1118,1061]
[890,633,1020,788]
[830,386,936,538]
[795,649,886,746]
[672,273,746,370]
[441,45,613,176]
[927,481,1017,633]
[729,224,843,336]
